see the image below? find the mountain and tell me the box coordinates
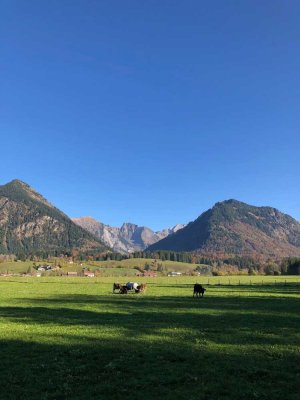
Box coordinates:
[72,217,185,253]
[146,199,300,258]
[0,180,108,255]
[155,224,186,241]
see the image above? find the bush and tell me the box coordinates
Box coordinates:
[264,262,280,275]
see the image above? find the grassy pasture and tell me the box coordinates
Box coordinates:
[0,258,201,276]
[0,261,36,274]
[86,258,200,273]
[0,276,299,400]
[96,267,138,276]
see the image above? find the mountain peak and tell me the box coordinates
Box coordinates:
[6,179,30,188]
[147,200,300,258]
[121,222,138,228]
[0,181,108,255]
[1,179,56,210]
[73,217,186,254]
[214,199,244,207]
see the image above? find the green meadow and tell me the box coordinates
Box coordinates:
[89,258,201,272]
[0,258,199,276]
[0,276,299,400]
[0,261,37,274]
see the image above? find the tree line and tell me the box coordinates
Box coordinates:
[2,250,300,275]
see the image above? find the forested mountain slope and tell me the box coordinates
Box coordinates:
[147,200,300,258]
[0,180,108,255]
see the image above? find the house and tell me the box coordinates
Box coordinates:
[142,272,157,277]
[37,265,52,271]
[167,271,182,277]
[67,272,78,277]
[84,271,95,278]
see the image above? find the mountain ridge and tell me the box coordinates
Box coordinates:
[146,199,300,258]
[72,216,185,253]
[2,179,300,259]
[0,180,108,255]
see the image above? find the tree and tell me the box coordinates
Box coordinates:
[144,263,151,271]
[264,262,280,275]
[26,266,34,275]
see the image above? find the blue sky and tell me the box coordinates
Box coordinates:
[1,0,300,230]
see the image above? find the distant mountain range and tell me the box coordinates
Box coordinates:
[72,217,185,253]
[1,179,300,260]
[147,199,300,258]
[0,180,108,255]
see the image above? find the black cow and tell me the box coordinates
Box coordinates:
[193,284,206,298]
[119,285,128,294]
[113,283,122,293]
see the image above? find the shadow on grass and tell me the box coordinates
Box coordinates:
[0,333,299,400]
[2,294,299,345]
[1,289,300,400]
[17,283,300,313]
[155,282,300,294]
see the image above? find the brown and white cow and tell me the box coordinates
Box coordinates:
[135,283,147,293]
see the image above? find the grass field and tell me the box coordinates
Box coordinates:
[86,258,200,273]
[0,276,299,400]
[0,261,36,274]
[0,258,201,276]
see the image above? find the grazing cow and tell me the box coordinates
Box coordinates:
[135,283,147,293]
[113,283,122,293]
[126,282,139,291]
[193,284,206,298]
[119,285,128,294]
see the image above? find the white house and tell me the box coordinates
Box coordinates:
[168,271,182,277]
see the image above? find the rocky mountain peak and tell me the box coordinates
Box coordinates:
[2,179,55,210]
[73,218,185,254]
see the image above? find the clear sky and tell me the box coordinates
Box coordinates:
[1,0,300,230]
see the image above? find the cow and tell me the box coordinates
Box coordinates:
[113,283,122,293]
[126,282,139,291]
[193,284,206,298]
[119,285,128,294]
[135,283,147,293]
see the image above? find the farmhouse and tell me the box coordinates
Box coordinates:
[37,265,55,271]
[84,271,95,277]
[67,272,78,277]
[168,271,182,277]
[142,272,157,277]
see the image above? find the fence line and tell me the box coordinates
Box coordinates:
[204,279,297,286]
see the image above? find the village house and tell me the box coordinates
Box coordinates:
[67,271,78,277]
[84,271,95,278]
[167,271,182,277]
[142,271,158,277]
